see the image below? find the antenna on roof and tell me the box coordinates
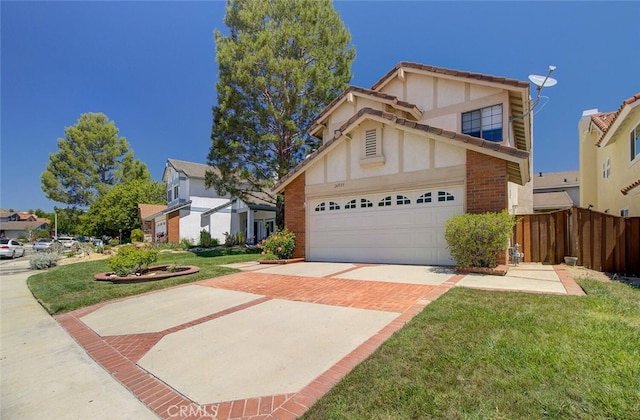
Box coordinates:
[511,65,558,121]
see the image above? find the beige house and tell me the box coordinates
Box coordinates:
[274,62,534,266]
[532,170,579,213]
[579,93,640,217]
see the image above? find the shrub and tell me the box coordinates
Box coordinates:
[180,237,195,248]
[260,229,296,260]
[199,230,212,247]
[30,252,60,270]
[223,232,236,247]
[236,231,245,245]
[17,235,27,242]
[109,239,120,246]
[106,245,159,277]
[37,230,52,239]
[444,211,517,268]
[130,228,144,243]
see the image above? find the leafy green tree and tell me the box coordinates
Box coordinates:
[207,0,355,228]
[41,112,150,207]
[82,179,165,239]
[53,206,85,236]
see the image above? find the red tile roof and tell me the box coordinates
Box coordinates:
[594,93,640,146]
[621,179,640,195]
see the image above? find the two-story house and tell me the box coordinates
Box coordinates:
[579,93,640,217]
[273,62,534,266]
[142,159,276,245]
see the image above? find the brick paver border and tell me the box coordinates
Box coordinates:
[55,266,581,419]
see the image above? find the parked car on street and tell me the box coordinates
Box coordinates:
[0,238,26,259]
[33,238,61,253]
[56,236,77,249]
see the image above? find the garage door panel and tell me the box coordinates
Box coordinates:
[309,187,463,265]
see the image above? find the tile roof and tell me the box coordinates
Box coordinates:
[621,179,640,195]
[533,171,579,189]
[309,86,422,135]
[594,92,640,146]
[0,220,50,231]
[138,204,167,220]
[533,191,574,210]
[273,107,528,192]
[371,62,530,91]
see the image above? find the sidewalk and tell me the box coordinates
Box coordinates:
[0,262,156,420]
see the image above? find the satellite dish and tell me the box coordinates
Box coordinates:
[529,74,557,87]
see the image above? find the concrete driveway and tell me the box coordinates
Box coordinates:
[50,261,583,419]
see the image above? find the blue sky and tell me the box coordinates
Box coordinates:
[2,1,638,213]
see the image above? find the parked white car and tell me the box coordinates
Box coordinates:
[0,238,26,259]
[56,236,77,249]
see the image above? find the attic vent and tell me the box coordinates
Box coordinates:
[365,129,377,157]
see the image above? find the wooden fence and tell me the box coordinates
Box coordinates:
[513,207,640,276]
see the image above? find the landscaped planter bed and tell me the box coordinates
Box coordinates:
[94,265,200,283]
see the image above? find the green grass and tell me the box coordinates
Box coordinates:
[27,248,263,315]
[302,279,640,419]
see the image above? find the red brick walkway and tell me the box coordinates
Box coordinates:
[55,265,583,419]
[56,270,465,419]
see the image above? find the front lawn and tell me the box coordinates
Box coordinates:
[302,278,640,419]
[27,248,263,315]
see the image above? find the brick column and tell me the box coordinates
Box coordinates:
[466,150,508,213]
[284,173,306,259]
[466,150,509,265]
[167,210,180,244]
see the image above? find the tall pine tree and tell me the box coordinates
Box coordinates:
[207,0,355,228]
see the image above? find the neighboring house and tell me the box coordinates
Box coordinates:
[138,204,167,242]
[579,93,640,217]
[273,62,534,266]
[532,170,580,213]
[0,220,50,239]
[142,159,276,244]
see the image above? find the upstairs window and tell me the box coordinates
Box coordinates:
[167,189,172,202]
[462,104,503,142]
[631,123,640,161]
[173,185,179,200]
[602,157,611,179]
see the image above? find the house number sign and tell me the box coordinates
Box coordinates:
[334,182,345,189]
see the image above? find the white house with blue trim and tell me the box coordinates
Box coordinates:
[144,159,276,245]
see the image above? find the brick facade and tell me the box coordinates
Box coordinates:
[466,150,509,265]
[466,150,508,213]
[284,173,306,259]
[167,210,180,244]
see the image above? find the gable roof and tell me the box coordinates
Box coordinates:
[164,159,220,181]
[0,220,49,232]
[533,191,574,210]
[273,107,530,193]
[593,92,640,146]
[371,62,530,91]
[309,86,423,137]
[533,171,579,190]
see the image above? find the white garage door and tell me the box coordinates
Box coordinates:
[308,187,463,265]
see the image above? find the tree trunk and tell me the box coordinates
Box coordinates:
[276,193,285,231]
